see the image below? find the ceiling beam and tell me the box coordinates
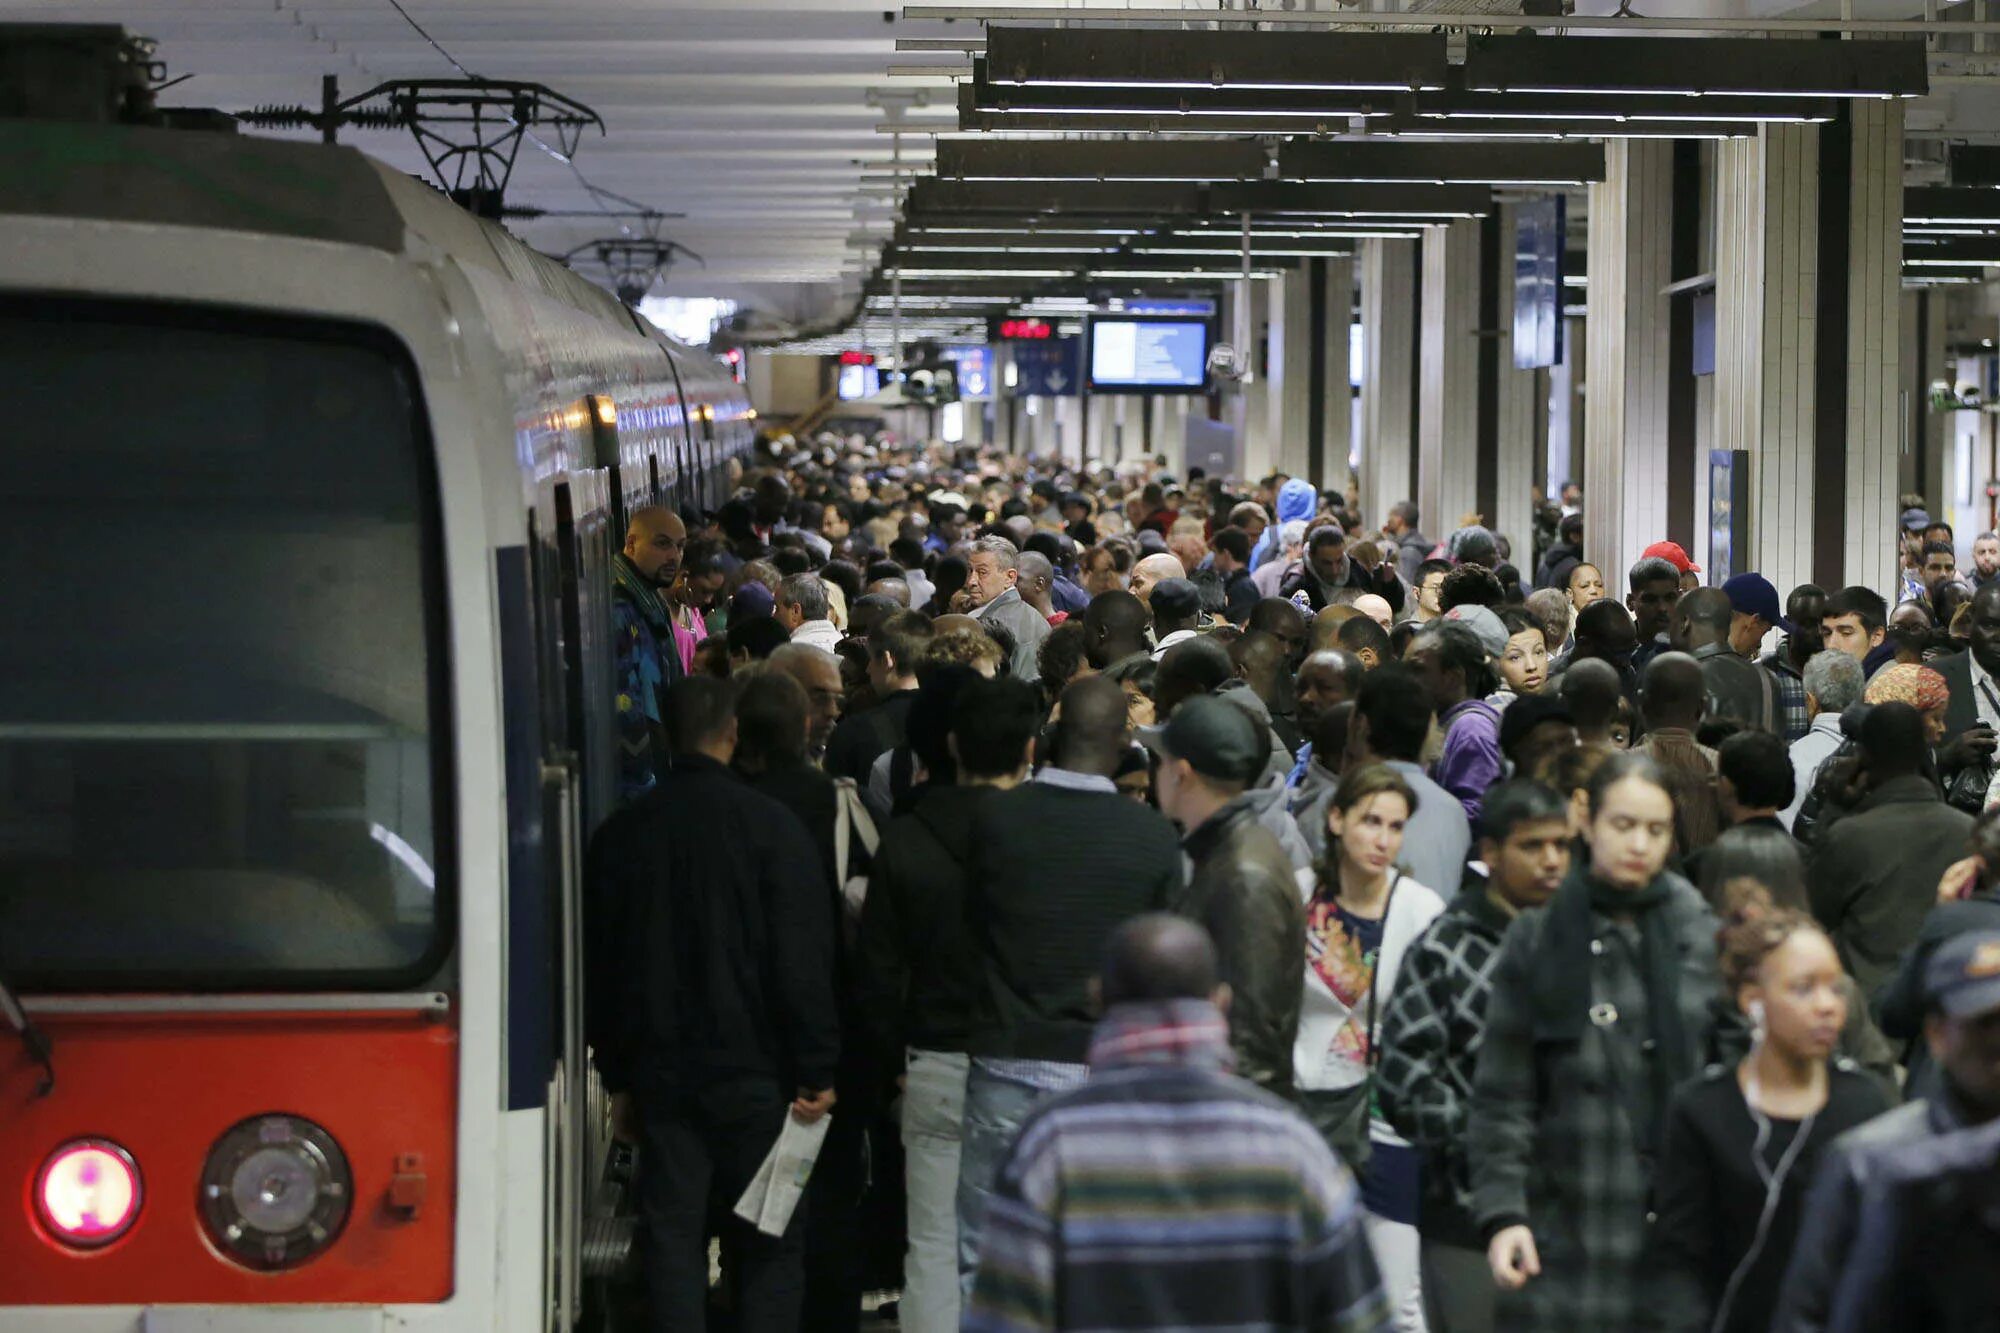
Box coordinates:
[982,25,1449,94]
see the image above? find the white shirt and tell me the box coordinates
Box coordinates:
[1972,653,2000,734]
[790,619,843,653]
[1151,628,1200,660]
[1782,711,1845,830]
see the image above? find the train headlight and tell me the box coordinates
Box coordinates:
[35,1139,141,1247]
[199,1114,351,1270]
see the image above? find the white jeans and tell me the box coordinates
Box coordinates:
[1365,1212,1429,1333]
[900,1049,969,1333]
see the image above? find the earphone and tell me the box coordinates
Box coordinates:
[1708,1006,1817,1333]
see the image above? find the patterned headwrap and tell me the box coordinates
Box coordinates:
[1863,662,1950,713]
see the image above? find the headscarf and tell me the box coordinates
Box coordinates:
[1864,662,1950,713]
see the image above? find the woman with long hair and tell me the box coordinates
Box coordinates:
[1650,894,1892,1333]
[1296,762,1447,1330]
[1471,752,1725,1332]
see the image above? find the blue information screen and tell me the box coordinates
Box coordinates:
[1088,319,1210,392]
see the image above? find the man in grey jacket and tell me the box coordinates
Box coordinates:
[962,534,1049,682]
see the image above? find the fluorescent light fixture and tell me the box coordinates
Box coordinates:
[1462,34,1927,100]
[937,140,1265,183]
[1091,268,1285,281]
[899,243,1118,254]
[1277,141,1603,187]
[983,27,1449,94]
[891,268,1075,279]
[1137,247,1353,257]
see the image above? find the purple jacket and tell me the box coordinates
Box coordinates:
[1433,699,1503,824]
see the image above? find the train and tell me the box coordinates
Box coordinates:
[0,73,755,1332]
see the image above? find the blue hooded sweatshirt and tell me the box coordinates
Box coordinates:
[1250,478,1318,571]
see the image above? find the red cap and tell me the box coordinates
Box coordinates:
[1641,540,1701,574]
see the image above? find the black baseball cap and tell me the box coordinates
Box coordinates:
[1925,930,2000,1018]
[1143,695,1265,786]
[1150,578,1202,620]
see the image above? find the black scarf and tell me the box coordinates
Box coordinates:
[1531,862,1691,1131]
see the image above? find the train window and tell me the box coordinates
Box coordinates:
[0,301,451,990]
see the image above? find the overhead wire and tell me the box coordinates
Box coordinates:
[380,0,665,232]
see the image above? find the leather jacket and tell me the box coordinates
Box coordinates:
[1173,798,1307,1099]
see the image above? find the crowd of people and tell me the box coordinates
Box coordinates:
[586,437,2000,1333]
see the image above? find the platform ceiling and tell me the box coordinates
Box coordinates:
[11,0,1998,334]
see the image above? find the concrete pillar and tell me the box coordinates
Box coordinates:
[1843,101,1904,596]
[1242,278,1275,480]
[1320,255,1356,498]
[1359,237,1417,525]
[1419,218,1482,537]
[1274,266,1312,479]
[1585,139,1676,588]
[1714,107,1902,599]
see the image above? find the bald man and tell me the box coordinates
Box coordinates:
[1673,585,1774,733]
[865,577,912,608]
[1082,590,1154,671]
[1016,551,1057,620]
[964,914,1387,1333]
[1129,552,1188,615]
[613,506,688,800]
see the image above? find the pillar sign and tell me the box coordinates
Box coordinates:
[1513,196,1566,371]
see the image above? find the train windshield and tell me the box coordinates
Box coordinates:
[0,302,450,989]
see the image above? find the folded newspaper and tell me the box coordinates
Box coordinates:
[733,1112,832,1237]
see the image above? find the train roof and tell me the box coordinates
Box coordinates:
[0,117,656,343]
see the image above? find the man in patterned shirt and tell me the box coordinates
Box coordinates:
[1376,781,1572,1333]
[965,914,1389,1333]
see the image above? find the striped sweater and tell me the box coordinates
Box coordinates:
[964,999,1391,1333]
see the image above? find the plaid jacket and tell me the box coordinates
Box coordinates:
[1759,652,1811,744]
[1376,878,1515,1247]
[1468,875,1723,1333]
[965,1000,1390,1333]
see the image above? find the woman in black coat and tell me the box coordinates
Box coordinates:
[1650,892,1893,1333]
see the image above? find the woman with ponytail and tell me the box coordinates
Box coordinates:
[1650,886,1892,1333]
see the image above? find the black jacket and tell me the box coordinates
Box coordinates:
[1771,1096,1971,1333]
[967,779,1183,1062]
[1172,798,1305,1099]
[856,784,994,1063]
[1876,893,2000,1098]
[584,754,840,1098]
[1808,774,1974,1003]
[824,689,917,786]
[1650,1061,1892,1333]
[1932,650,1981,747]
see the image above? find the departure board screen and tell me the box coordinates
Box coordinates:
[1087,318,1210,392]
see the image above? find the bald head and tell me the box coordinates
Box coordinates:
[865,577,911,607]
[1155,636,1234,718]
[1674,586,1733,651]
[1017,551,1056,612]
[1310,603,1362,653]
[1129,553,1187,610]
[1100,913,1222,1007]
[1229,630,1290,704]
[1642,650,1706,730]
[624,504,687,585]
[1559,657,1625,743]
[1353,593,1393,629]
[1083,589,1152,667]
[1051,675,1134,777]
